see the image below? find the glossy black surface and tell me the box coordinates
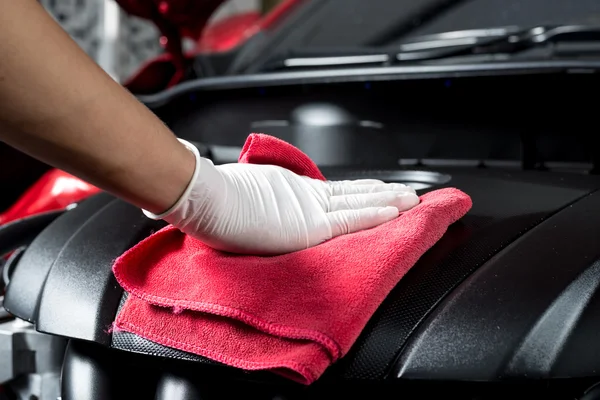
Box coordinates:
[331,169,598,380]
[34,199,165,345]
[5,69,600,399]
[394,190,600,380]
[4,195,114,322]
[11,162,600,385]
[155,372,205,400]
[61,341,119,400]
[139,61,600,109]
[252,103,399,168]
[2,246,26,288]
[0,210,63,257]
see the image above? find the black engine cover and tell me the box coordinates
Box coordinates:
[5,167,600,384]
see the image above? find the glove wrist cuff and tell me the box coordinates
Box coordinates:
[142,138,201,220]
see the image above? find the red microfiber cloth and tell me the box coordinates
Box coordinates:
[112,134,472,385]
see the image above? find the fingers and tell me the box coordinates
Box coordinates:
[342,179,385,185]
[328,207,399,237]
[329,191,419,212]
[327,180,416,196]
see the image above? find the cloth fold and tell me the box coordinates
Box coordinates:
[112,133,472,384]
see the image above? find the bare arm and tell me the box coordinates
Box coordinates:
[0,0,194,214]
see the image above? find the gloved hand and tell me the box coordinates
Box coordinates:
[144,140,420,255]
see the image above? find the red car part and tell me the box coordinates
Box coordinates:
[0,1,304,224]
[0,169,101,226]
[123,0,305,93]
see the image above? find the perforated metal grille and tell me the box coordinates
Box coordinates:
[112,292,220,364]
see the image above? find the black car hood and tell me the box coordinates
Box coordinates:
[5,167,600,384]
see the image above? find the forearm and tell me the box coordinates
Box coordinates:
[0,0,194,214]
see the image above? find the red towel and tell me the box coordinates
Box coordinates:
[112,134,472,385]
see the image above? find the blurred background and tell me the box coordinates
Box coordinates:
[40,0,600,87]
[39,0,280,82]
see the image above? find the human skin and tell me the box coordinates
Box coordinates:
[0,0,195,214]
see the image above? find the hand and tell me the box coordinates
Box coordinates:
[144,142,420,255]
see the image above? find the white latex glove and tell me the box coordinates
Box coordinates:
[144,140,420,255]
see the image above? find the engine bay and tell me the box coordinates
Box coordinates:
[154,72,599,172]
[3,70,600,399]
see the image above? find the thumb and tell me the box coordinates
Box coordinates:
[327,206,399,237]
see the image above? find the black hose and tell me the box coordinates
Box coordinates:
[581,382,600,400]
[0,210,64,256]
[2,246,26,288]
